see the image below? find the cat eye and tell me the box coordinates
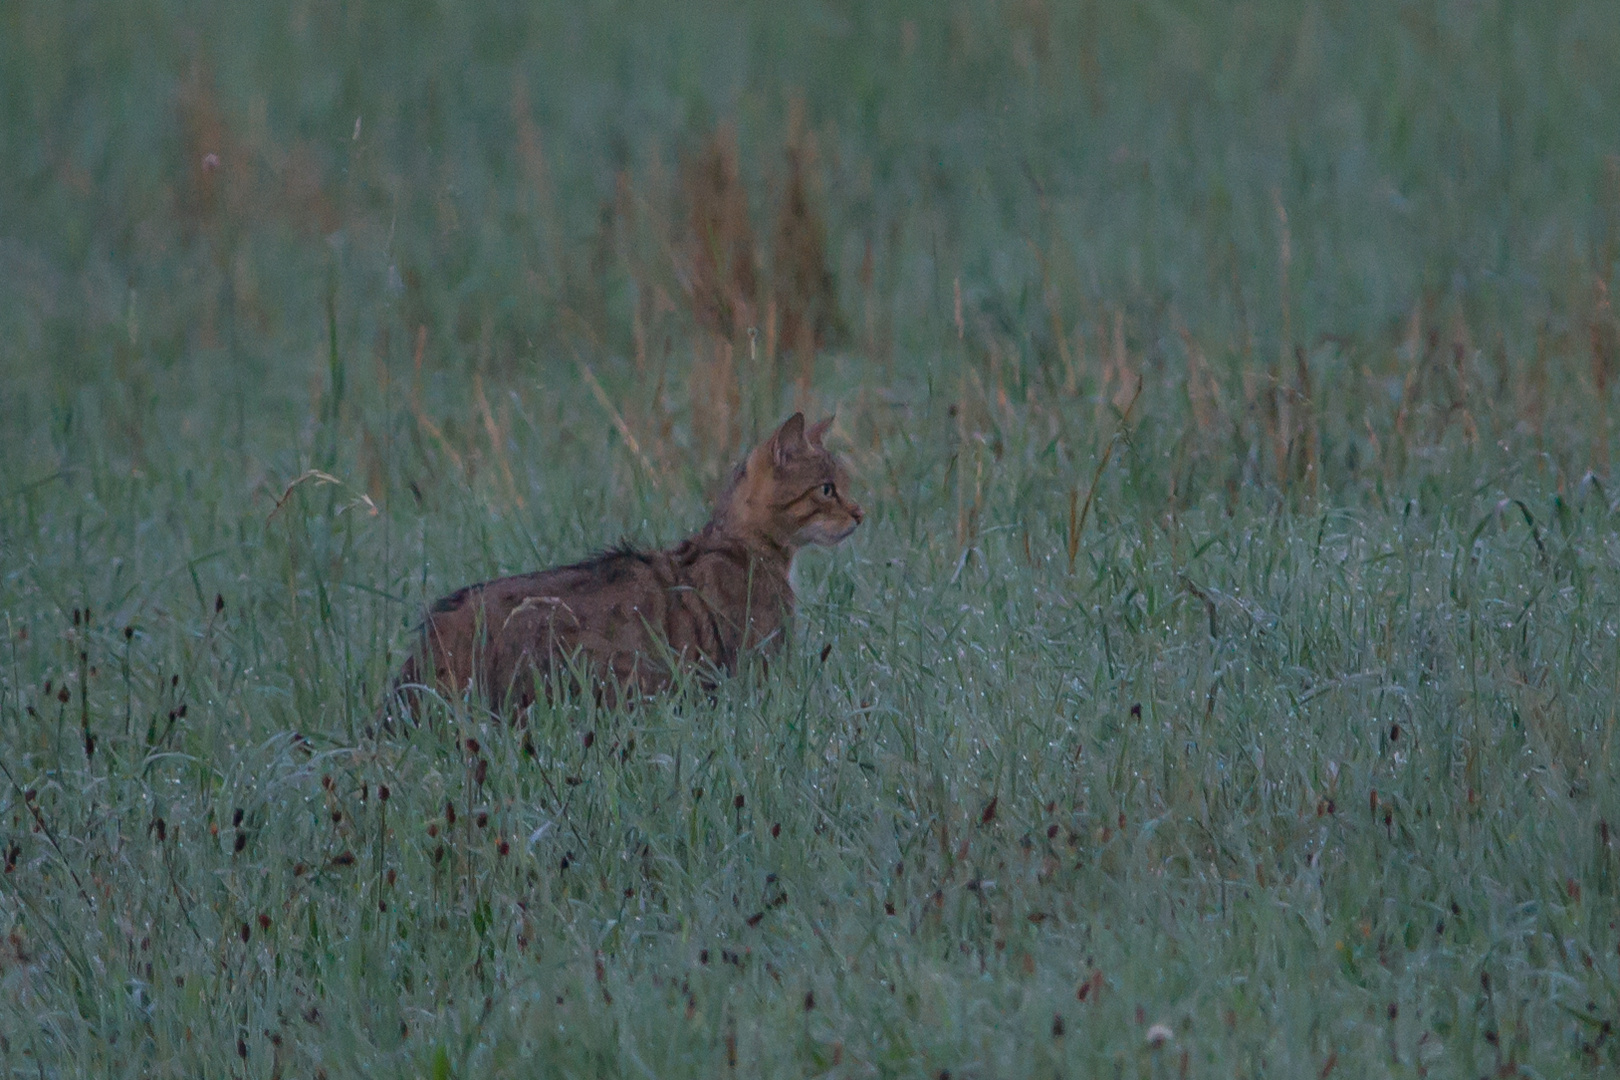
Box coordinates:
[820,483,836,498]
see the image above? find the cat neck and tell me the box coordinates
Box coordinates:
[693,516,797,572]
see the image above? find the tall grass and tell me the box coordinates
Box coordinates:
[3,1,1620,1075]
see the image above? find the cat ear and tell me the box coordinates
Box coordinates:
[807,415,834,447]
[771,413,807,467]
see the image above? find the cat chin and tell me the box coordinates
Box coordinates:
[799,521,860,547]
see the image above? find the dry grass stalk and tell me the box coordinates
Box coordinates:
[1100,308,1139,422]
[1066,487,1080,573]
[1519,323,1548,442]
[176,61,228,233]
[690,336,741,470]
[988,338,1010,415]
[1272,191,1294,491]
[1390,304,1424,476]
[772,98,839,403]
[763,296,779,368]
[679,125,756,463]
[1064,306,1089,398]
[956,435,983,550]
[954,367,983,548]
[409,324,465,474]
[1040,284,1084,398]
[1177,323,1225,444]
[1446,312,1479,447]
[474,372,521,509]
[1293,345,1319,500]
[360,425,386,505]
[579,361,662,491]
[682,123,757,342]
[1071,379,1143,572]
[1593,278,1618,472]
[511,72,558,288]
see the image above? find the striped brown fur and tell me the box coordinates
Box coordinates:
[391,413,861,715]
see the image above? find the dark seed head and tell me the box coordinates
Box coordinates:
[124,626,134,640]
[445,801,456,825]
[378,785,390,802]
[258,914,271,931]
[771,823,781,838]
[464,737,480,755]
[57,687,70,704]
[734,794,745,809]
[583,731,595,749]
[240,922,250,943]
[475,811,488,829]
[232,808,244,827]
[215,594,224,613]
[233,831,246,852]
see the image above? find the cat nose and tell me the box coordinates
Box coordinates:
[849,502,864,524]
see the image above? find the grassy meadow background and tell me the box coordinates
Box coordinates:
[4,0,1620,1075]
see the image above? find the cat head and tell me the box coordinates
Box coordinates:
[719,413,863,552]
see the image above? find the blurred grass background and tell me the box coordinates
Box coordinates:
[3,1,1620,1076]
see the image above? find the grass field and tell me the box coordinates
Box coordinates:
[4,1,1620,1075]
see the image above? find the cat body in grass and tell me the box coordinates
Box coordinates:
[394,414,862,713]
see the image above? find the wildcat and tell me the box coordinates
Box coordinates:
[391,413,861,715]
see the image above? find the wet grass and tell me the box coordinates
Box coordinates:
[4,1,1620,1076]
